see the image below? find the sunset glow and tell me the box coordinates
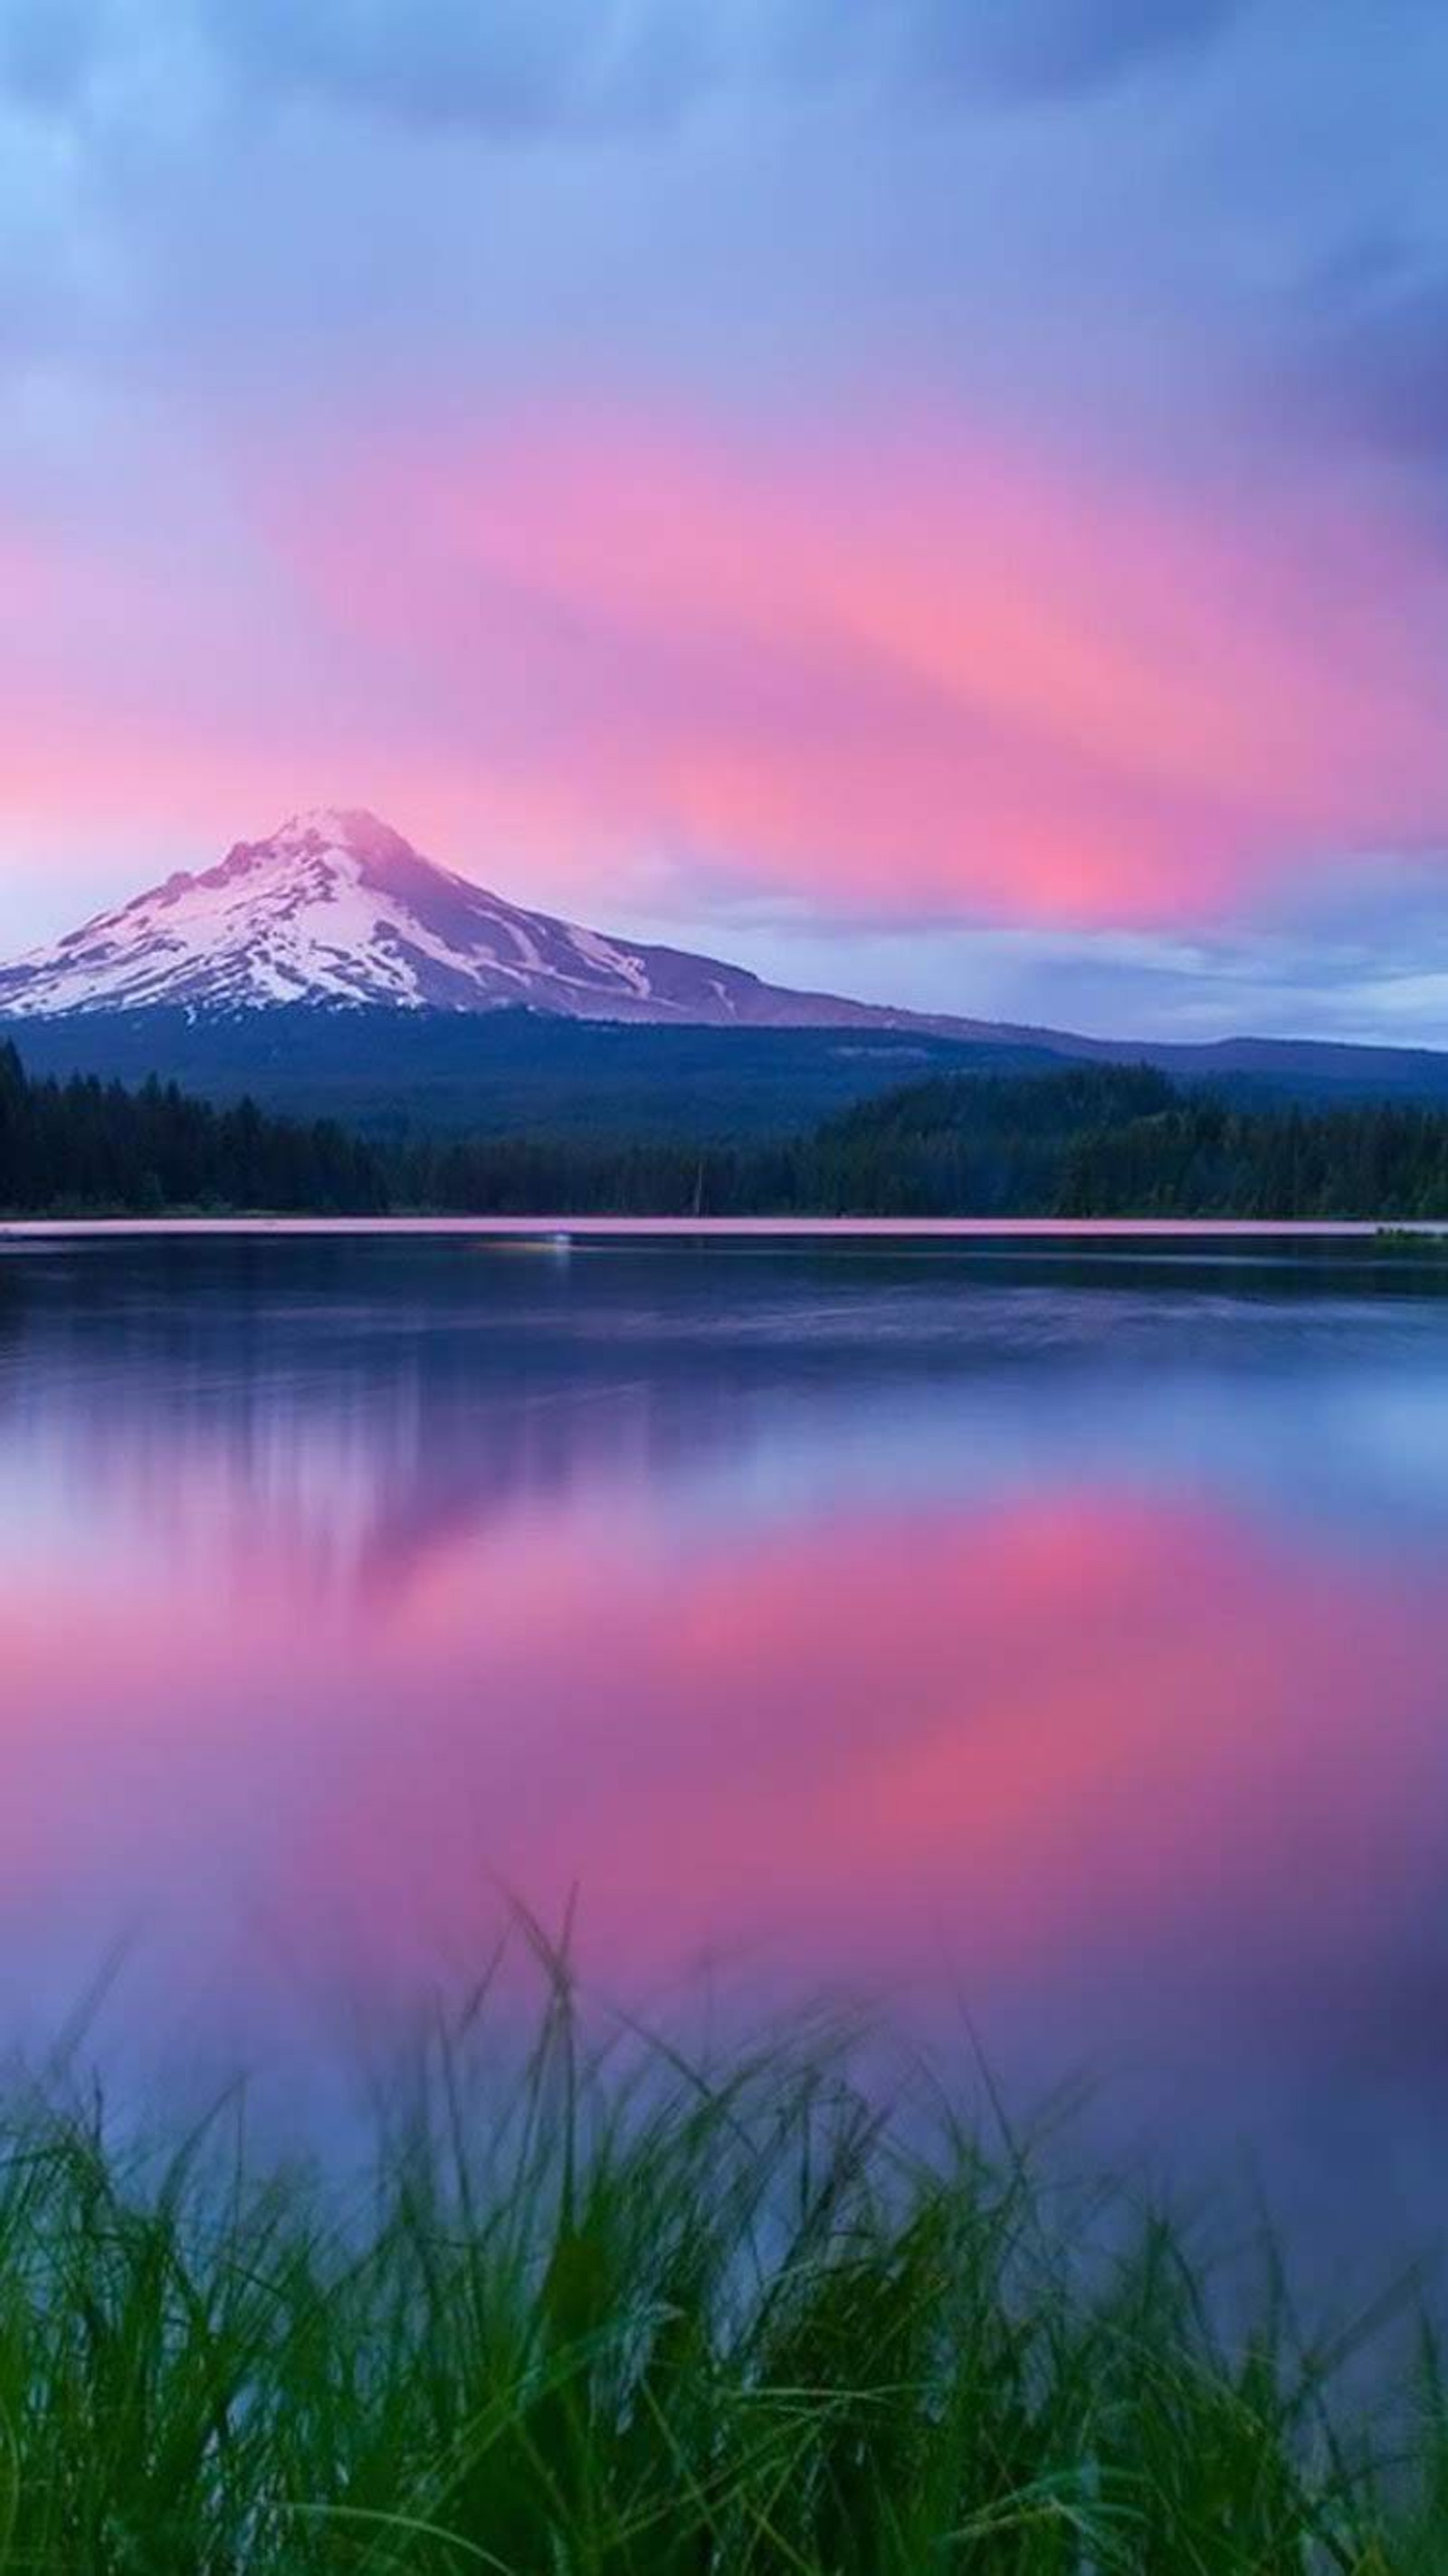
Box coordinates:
[5,2,1448,1034]
[7,19,1448,2538]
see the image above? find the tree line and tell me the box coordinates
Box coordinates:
[5,1040,1448,1217]
[805,1063,1448,1219]
[0,1043,386,1214]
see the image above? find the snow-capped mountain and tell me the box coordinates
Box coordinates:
[9,810,1448,1112]
[0,807,987,1035]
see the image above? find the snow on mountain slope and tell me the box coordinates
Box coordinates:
[0,808,991,1034]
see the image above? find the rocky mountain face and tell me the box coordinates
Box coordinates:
[0,808,992,1036]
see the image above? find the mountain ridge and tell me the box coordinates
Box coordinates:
[4,809,1447,1120]
[0,806,1001,1039]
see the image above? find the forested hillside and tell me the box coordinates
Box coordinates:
[0,1043,386,1213]
[808,1064,1448,1218]
[5,1043,1448,1217]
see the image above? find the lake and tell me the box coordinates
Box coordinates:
[5,1228,1448,2275]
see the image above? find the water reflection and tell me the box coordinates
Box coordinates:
[3,1236,1448,2247]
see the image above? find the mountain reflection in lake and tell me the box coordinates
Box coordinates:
[4,1233,1448,2259]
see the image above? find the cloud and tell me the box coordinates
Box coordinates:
[0,0,1249,142]
[4,395,1446,959]
[661,898,1448,1049]
[0,0,97,107]
[206,0,1245,129]
[1300,266,1448,468]
[256,405,1448,916]
[195,0,710,135]
[919,0,1244,101]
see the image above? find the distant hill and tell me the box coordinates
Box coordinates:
[8,1006,1448,1147]
[7,1046,1448,1221]
[0,1008,1065,1139]
[808,1061,1448,1220]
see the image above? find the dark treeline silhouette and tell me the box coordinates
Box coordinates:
[0,1042,386,1214]
[810,1062,1448,1217]
[6,1041,1448,1216]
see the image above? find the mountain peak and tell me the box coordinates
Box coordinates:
[0,809,986,1037]
[266,808,415,862]
[214,807,429,891]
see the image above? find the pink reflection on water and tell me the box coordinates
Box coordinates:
[272,1491,1448,2023]
[6,1467,1443,2085]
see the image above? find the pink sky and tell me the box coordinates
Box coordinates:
[4,0,1448,1035]
[5,407,1446,931]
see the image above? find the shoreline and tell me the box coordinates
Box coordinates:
[4,1213,1448,1242]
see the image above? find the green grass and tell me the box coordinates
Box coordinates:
[0,1947,1444,2571]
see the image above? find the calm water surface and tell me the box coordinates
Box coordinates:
[5,1233,1448,2261]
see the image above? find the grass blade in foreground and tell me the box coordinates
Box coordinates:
[0,1966,1441,2571]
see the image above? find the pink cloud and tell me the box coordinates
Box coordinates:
[261,407,1448,923]
[2,404,1445,930]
